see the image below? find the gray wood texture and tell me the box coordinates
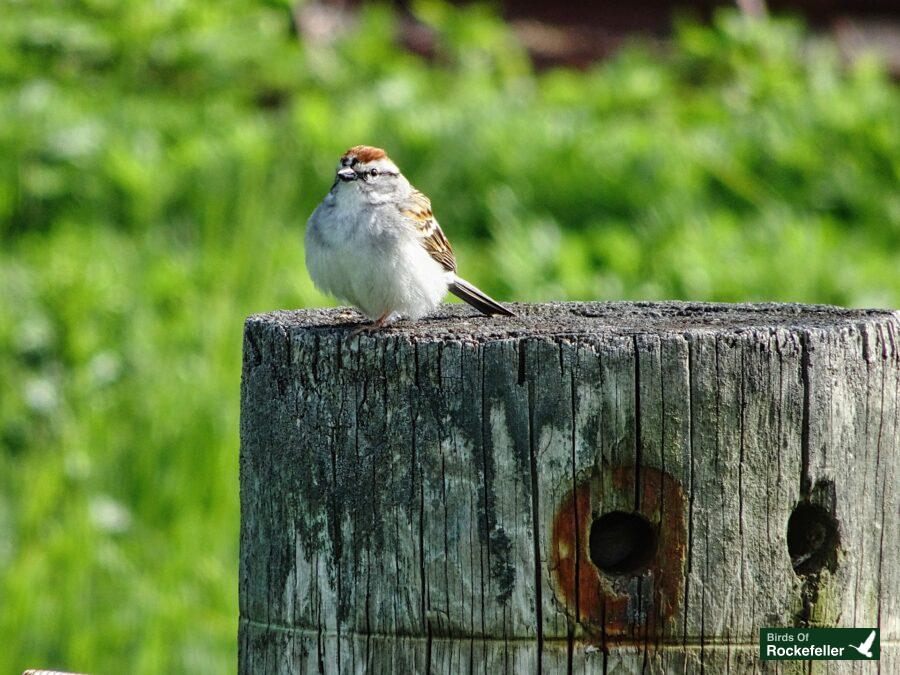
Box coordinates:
[239,302,899,674]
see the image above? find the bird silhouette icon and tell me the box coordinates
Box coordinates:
[849,630,876,658]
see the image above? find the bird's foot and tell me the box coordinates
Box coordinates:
[347,312,396,341]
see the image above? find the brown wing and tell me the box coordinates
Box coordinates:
[398,190,457,272]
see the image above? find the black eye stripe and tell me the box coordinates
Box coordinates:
[355,169,398,178]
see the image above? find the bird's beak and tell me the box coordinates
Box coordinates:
[337,167,358,182]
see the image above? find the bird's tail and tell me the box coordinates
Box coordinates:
[448,276,515,317]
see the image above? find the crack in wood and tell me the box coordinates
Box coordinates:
[527,362,545,673]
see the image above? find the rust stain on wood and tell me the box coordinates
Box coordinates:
[550,466,686,640]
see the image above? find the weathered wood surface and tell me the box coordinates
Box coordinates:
[239,302,899,674]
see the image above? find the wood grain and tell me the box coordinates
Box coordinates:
[239,302,899,673]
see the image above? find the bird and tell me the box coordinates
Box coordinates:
[849,630,876,658]
[305,145,514,332]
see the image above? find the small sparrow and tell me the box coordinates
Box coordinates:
[305,145,514,330]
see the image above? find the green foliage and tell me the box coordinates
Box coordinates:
[0,1,897,672]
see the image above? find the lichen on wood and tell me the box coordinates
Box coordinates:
[239,302,899,673]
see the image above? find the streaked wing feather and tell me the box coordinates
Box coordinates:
[399,190,456,272]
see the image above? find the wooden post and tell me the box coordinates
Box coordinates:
[239,302,899,673]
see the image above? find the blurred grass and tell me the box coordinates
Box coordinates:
[0,0,898,672]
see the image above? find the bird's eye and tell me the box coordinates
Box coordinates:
[369,168,378,177]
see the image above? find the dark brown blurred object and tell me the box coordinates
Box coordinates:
[294,1,900,75]
[833,16,900,74]
[735,0,768,17]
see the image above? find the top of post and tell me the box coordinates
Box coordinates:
[245,301,898,343]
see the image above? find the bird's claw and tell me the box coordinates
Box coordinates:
[345,312,393,342]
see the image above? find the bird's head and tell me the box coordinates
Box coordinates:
[332,145,405,199]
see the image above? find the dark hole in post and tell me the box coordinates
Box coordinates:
[589,511,658,576]
[787,502,839,576]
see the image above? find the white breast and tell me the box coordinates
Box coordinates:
[305,191,450,320]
